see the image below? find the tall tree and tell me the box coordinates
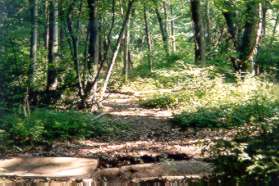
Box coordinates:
[44,0,49,49]
[123,15,131,82]
[154,1,169,56]
[170,2,176,52]
[238,1,262,72]
[144,4,152,72]
[47,0,59,91]
[100,0,135,100]
[66,0,84,98]
[190,0,206,65]
[86,0,99,107]
[29,0,38,85]
[87,0,99,72]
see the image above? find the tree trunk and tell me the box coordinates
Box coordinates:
[47,0,59,91]
[270,13,279,47]
[29,0,38,85]
[154,3,169,56]
[190,0,206,65]
[223,1,238,50]
[204,0,211,47]
[66,0,84,98]
[144,5,152,72]
[87,0,99,72]
[100,0,135,100]
[59,0,65,51]
[238,1,261,72]
[123,16,130,82]
[86,0,99,108]
[170,2,176,53]
[44,0,49,49]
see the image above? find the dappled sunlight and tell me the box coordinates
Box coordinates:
[102,92,173,119]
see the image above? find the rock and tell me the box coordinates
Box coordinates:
[0,157,98,179]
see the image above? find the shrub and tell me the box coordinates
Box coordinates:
[173,96,278,128]
[210,115,279,178]
[0,109,130,144]
[173,107,225,128]
[139,94,178,109]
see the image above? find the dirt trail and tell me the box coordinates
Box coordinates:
[4,90,237,168]
[28,90,236,163]
[1,90,229,180]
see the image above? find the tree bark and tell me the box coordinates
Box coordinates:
[29,0,38,85]
[47,0,59,91]
[170,2,176,53]
[190,0,206,65]
[144,5,152,72]
[85,0,99,108]
[100,0,135,100]
[66,0,84,98]
[238,1,261,72]
[154,2,169,56]
[87,0,99,72]
[123,16,130,82]
[204,0,211,47]
[270,13,279,47]
[44,0,49,49]
[223,1,238,50]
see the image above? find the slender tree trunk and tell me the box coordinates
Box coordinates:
[59,0,65,51]
[190,0,206,65]
[100,0,134,100]
[66,1,84,98]
[270,13,279,47]
[86,0,99,108]
[29,0,38,85]
[223,1,238,50]
[261,1,267,38]
[204,0,211,47]
[105,0,116,61]
[44,0,49,49]
[123,17,130,82]
[170,3,176,53]
[163,2,169,35]
[144,5,152,72]
[87,0,99,72]
[82,0,116,106]
[47,0,59,91]
[154,3,169,56]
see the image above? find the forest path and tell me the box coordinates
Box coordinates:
[3,90,235,173]
[39,90,236,162]
[102,90,174,131]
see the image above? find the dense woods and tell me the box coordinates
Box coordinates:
[0,0,279,183]
[1,0,279,107]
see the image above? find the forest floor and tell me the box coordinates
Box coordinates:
[3,89,239,168]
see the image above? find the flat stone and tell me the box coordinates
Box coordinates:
[0,157,98,178]
[94,160,214,182]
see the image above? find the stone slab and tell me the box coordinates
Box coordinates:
[0,157,98,178]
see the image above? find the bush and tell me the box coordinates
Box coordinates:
[139,94,178,109]
[0,109,129,144]
[210,115,279,178]
[173,96,278,128]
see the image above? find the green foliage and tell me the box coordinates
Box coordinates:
[0,109,130,144]
[173,95,278,128]
[139,94,178,109]
[210,115,279,178]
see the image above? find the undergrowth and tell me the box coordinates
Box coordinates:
[210,114,279,178]
[0,109,129,145]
